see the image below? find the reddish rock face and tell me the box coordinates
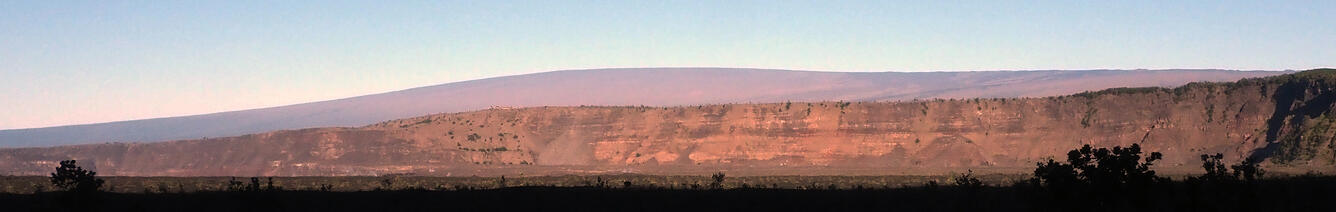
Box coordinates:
[0,68,1288,148]
[4,71,1336,176]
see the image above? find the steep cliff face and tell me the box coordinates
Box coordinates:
[2,70,1334,176]
[3,69,1283,148]
[1252,71,1336,166]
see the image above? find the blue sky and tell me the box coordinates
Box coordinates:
[2,0,1333,129]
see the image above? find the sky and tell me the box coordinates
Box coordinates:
[1,1,1334,130]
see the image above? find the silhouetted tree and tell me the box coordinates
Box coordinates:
[1185,153,1268,211]
[710,172,727,189]
[379,177,394,190]
[248,177,262,191]
[1034,143,1164,187]
[953,170,986,212]
[592,176,608,188]
[266,177,279,191]
[1198,153,1232,182]
[953,170,984,189]
[226,177,280,192]
[1032,144,1165,210]
[50,160,104,193]
[1191,153,1266,183]
[227,177,246,191]
[1231,157,1265,182]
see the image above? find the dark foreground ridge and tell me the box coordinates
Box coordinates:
[5,145,1336,212]
[2,177,1334,212]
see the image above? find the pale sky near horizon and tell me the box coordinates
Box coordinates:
[2,1,1334,130]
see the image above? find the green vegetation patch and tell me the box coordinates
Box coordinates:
[1273,112,1336,164]
[1071,87,1170,99]
[1080,108,1098,128]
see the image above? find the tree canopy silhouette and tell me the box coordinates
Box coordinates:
[50,160,104,193]
[1192,153,1266,183]
[1034,143,1164,188]
[710,172,727,189]
[1031,143,1166,210]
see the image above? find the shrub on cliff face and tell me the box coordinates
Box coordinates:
[1080,108,1098,128]
[1272,113,1336,164]
[50,160,104,193]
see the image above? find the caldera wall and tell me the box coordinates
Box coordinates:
[5,70,1336,176]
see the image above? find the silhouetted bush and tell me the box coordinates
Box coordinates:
[1198,153,1233,182]
[227,177,280,192]
[1031,144,1165,210]
[589,176,608,188]
[227,177,245,191]
[379,177,395,190]
[247,177,262,191]
[1232,157,1265,182]
[710,172,726,189]
[1034,143,1164,186]
[1190,153,1267,183]
[953,170,983,189]
[50,160,104,193]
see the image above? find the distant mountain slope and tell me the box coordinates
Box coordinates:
[0,68,1286,147]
